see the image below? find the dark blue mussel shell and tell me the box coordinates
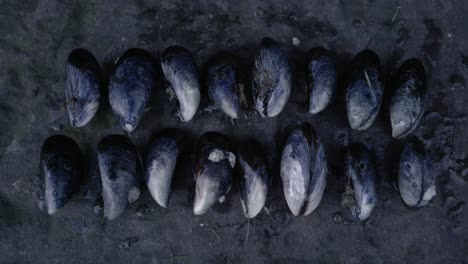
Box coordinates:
[252,38,291,117]
[206,53,240,119]
[237,140,270,218]
[346,50,384,130]
[40,135,82,214]
[97,135,141,220]
[306,47,338,115]
[280,123,327,216]
[109,49,156,132]
[161,46,201,122]
[65,48,102,127]
[344,143,377,221]
[144,130,184,208]
[390,58,427,139]
[193,132,236,215]
[397,137,435,208]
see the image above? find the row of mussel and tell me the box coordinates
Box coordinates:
[40,123,435,220]
[66,37,427,138]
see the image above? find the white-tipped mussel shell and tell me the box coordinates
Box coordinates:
[345,143,377,221]
[161,46,201,122]
[390,58,427,139]
[237,140,270,219]
[206,53,240,119]
[109,49,156,132]
[144,131,184,208]
[41,135,82,214]
[65,48,102,127]
[346,50,384,130]
[280,123,328,216]
[252,37,291,117]
[193,132,235,215]
[398,137,435,208]
[306,47,338,115]
[97,135,141,220]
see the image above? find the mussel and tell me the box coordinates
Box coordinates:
[397,137,435,208]
[65,48,102,127]
[144,131,184,208]
[206,53,240,119]
[280,123,327,216]
[390,58,427,138]
[346,50,384,130]
[193,132,236,215]
[306,47,337,115]
[161,46,201,122]
[343,143,377,221]
[40,135,82,214]
[108,49,156,132]
[252,38,291,117]
[97,135,141,220]
[237,140,270,218]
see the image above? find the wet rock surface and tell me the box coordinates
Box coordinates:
[0,0,467,263]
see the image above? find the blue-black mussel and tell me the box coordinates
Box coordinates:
[206,53,241,119]
[280,123,327,216]
[161,46,201,122]
[144,130,184,208]
[390,58,427,138]
[346,50,384,130]
[237,140,270,218]
[306,47,338,115]
[397,137,435,208]
[342,143,377,221]
[109,49,156,132]
[41,135,82,214]
[97,135,141,220]
[193,132,236,215]
[252,38,291,117]
[65,48,102,127]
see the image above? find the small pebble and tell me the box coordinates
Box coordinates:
[343,220,350,226]
[135,204,149,218]
[292,37,301,46]
[94,204,103,215]
[120,237,139,249]
[333,212,343,224]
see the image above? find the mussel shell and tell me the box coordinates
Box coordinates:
[193,132,235,215]
[161,46,201,122]
[109,49,156,132]
[390,58,427,138]
[345,143,377,221]
[398,137,435,208]
[252,38,291,117]
[144,131,184,208]
[237,140,270,218]
[280,123,327,216]
[65,48,102,127]
[41,135,82,214]
[306,47,337,115]
[346,50,384,130]
[97,135,141,220]
[206,53,240,119]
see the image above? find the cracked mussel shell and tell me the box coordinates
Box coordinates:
[252,37,291,117]
[41,135,82,214]
[206,53,241,119]
[397,137,435,208]
[161,46,201,122]
[193,132,236,215]
[97,135,141,220]
[346,50,384,130]
[390,58,427,139]
[343,143,377,221]
[65,48,102,127]
[144,130,184,208]
[306,47,338,115]
[280,123,327,216]
[109,49,156,132]
[237,139,270,218]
